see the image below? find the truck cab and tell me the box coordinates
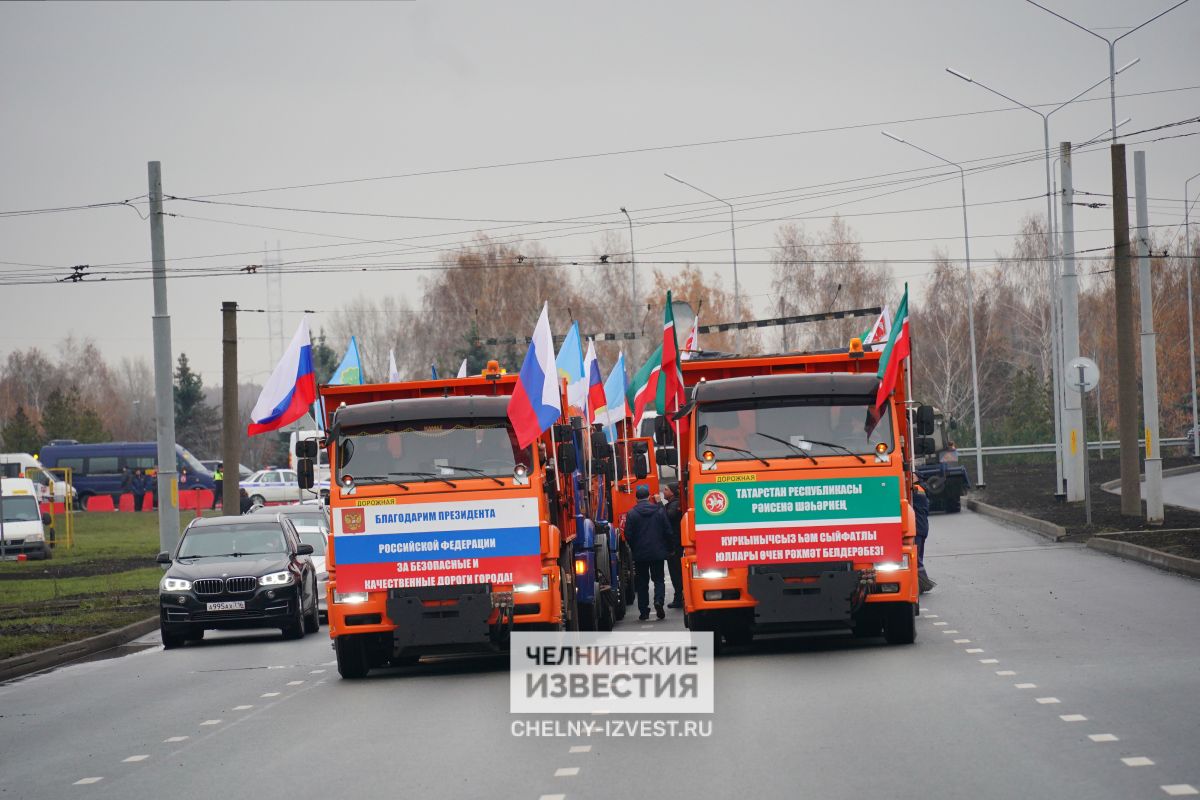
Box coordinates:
[912,406,970,513]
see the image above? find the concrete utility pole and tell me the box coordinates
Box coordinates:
[1185,171,1200,459]
[620,207,637,338]
[1134,152,1163,524]
[1058,143,1085,501]
[1110,146,1141,517]
[222,302,241,516]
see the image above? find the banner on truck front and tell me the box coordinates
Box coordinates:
[692,476,902,569]
[334,497,542,591]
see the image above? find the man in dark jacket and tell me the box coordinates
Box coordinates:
[913,481,935,593]
[625,484,672,620]
[131,469,148,512]
[662,483,684,608]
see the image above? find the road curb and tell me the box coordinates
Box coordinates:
[1087,534,1200,579]
[1100,462,1200,494]
[0,616,159,684]
[965,499,1067,541]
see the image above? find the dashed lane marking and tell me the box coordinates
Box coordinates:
[1015,683,1037,689]
[1060,714,1088,722]
[233,705,254,711]
[979,659,999,664]
[73,778,103,785]
[932,622,948,626]
[925,615,939,618]
[1036,697,1061,704]
[953,639,971,643]
[555,767,580,777]
[1161,785,1199,796]
[539,795,567,800]
[569,745,592,753]
[261,692,280,697]
[1122,757,1155,767]
[941,630,959,634]
[164,736,188,743]
[996,670,1017,676]
[965,648,984,653]
[287,680,304,686]
[310,669,326,674]
[1089,734,1119,742]
[200,719,222,726]
[122,755,149,763]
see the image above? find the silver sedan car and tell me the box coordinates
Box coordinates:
[250,504,329,617]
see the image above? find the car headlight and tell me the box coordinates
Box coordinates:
[691,565,728,579]
[259,571,294,586]
[875,555,911,573]
[161,576,192,591]
[334,591,369,604]
[514,575,550,594]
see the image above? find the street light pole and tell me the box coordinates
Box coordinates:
[1025,0,1190,141]
[881,131,985,488]
[1185,171,1200,457]
[664,172,742,354]
[947,61,1138,501]
[620,206,637,337]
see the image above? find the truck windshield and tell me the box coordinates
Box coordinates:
[337,418,527,484]
[697,398,893,461]
[2,496,40,523]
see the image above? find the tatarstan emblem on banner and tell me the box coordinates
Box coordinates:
[702,489,728,515]
[341,508,365,533]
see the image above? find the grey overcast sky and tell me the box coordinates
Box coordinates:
[2,0,1197,384]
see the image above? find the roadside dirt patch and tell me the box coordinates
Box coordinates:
[1106,529,1200,560]
[0,557,152,581]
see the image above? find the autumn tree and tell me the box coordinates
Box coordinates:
[0,406,41,453]
[174,353,219,454]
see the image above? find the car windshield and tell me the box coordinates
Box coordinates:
[696,397,894,461]
[178,524,289,558]
[337,418,527,483]
[2,496,40,523]
[296,530,326,554]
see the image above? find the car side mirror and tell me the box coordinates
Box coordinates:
[41,512,52,526]
[156,551,172,564]
[297,458,315,490]
[297,543,314,556]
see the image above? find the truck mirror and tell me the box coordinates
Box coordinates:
[590,429,609,453]
[557,442,577,474]
[553,424,573,444]
[632,440,649,457]
[654,415,676,447]
[297,457,315,489]
[915,437,936,455]
[656,447,677,465]
[916,405,936,436]
[633,454,650,479]
[295,439,318,458]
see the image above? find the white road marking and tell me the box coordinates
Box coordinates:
[310,669,326,674]
[979,659,999,664]
[261,692,280,698]
[200,719,222,726]
[233,705,253,711]
[590,710,610,715]
[1123,757,1155,767]
[539,795,567,800]
[122,755,149,763]
[1060,714,1088,722]
[1089,734,1119,742]
[996,670,1017,676]
[286,680,304,686]
[555,767,580,777]
[933,622,948,626]
[1161,785,1200,796]
[1015,683,1037,689]
[74,777,104,785]
[965,648,984,653]
[164,736,188,743]
[1036,697,1061,704]
[569,745,592,753]
[941,630,959,633]
[953,639,971,643]
[925,614,939,618]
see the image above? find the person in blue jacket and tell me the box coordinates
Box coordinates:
[131,468,149,512]
[624,484,673,620]
[914,481,935,593]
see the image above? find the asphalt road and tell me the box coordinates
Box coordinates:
[2,510,1198,800]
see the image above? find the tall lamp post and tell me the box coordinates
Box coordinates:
[620,206,637,336]
[1185,172,1200,458]
[881,131,985,488]
[664,172,742,354]
[947,60,1138,499]
[1025,0,1189,141]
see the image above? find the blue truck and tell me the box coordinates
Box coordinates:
[913,408,970,513]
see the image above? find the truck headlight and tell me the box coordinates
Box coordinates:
[691,565,728,579]
[514,575,550,593]
[259,571,294,586]
[334,591,369,604]
[875,555,911,573]
[161,576,192,591]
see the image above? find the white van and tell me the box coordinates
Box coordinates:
[1,477,52,560]
[0,453,77,507]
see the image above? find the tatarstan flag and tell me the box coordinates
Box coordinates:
[626,344,662,431]
[874,284,910,409]
[661,291,686,416]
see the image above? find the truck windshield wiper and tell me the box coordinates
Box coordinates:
[753,432,816,463]
[702,442,771,466]
[799,438,867,464]
[389,471,458,489]
[347,475,410,490]
[441,465,504,486]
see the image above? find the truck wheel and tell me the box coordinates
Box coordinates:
[883,602,917,645]
[620,541,634,606]
[577,602,597,631]
[945,483,963,513]
[852,606,884,638]
[723,625,753,648]
[336,635,371,679]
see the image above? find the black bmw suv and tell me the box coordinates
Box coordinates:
[157,514,321,648]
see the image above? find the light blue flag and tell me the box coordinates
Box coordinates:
[331,336,364,385]
[555,321,586,416]
[431,362,438,379]
[600,351,628,443]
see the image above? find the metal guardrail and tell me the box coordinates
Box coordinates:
[956,437,1189,457]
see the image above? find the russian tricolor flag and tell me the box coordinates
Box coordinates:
[584,338,606,425]
[508,303,563,449]
[248,319,317,436]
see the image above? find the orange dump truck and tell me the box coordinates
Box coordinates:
[677,345,921,648]
[317,366,589,678]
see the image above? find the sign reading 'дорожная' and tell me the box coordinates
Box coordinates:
[692,477,902,569]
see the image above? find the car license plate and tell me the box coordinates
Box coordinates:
[206,601,246,611]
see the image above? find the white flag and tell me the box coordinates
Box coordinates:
[456,358,468,378]
[387,349,400,382]
[681,314,700,360]
[863,306,892,351]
